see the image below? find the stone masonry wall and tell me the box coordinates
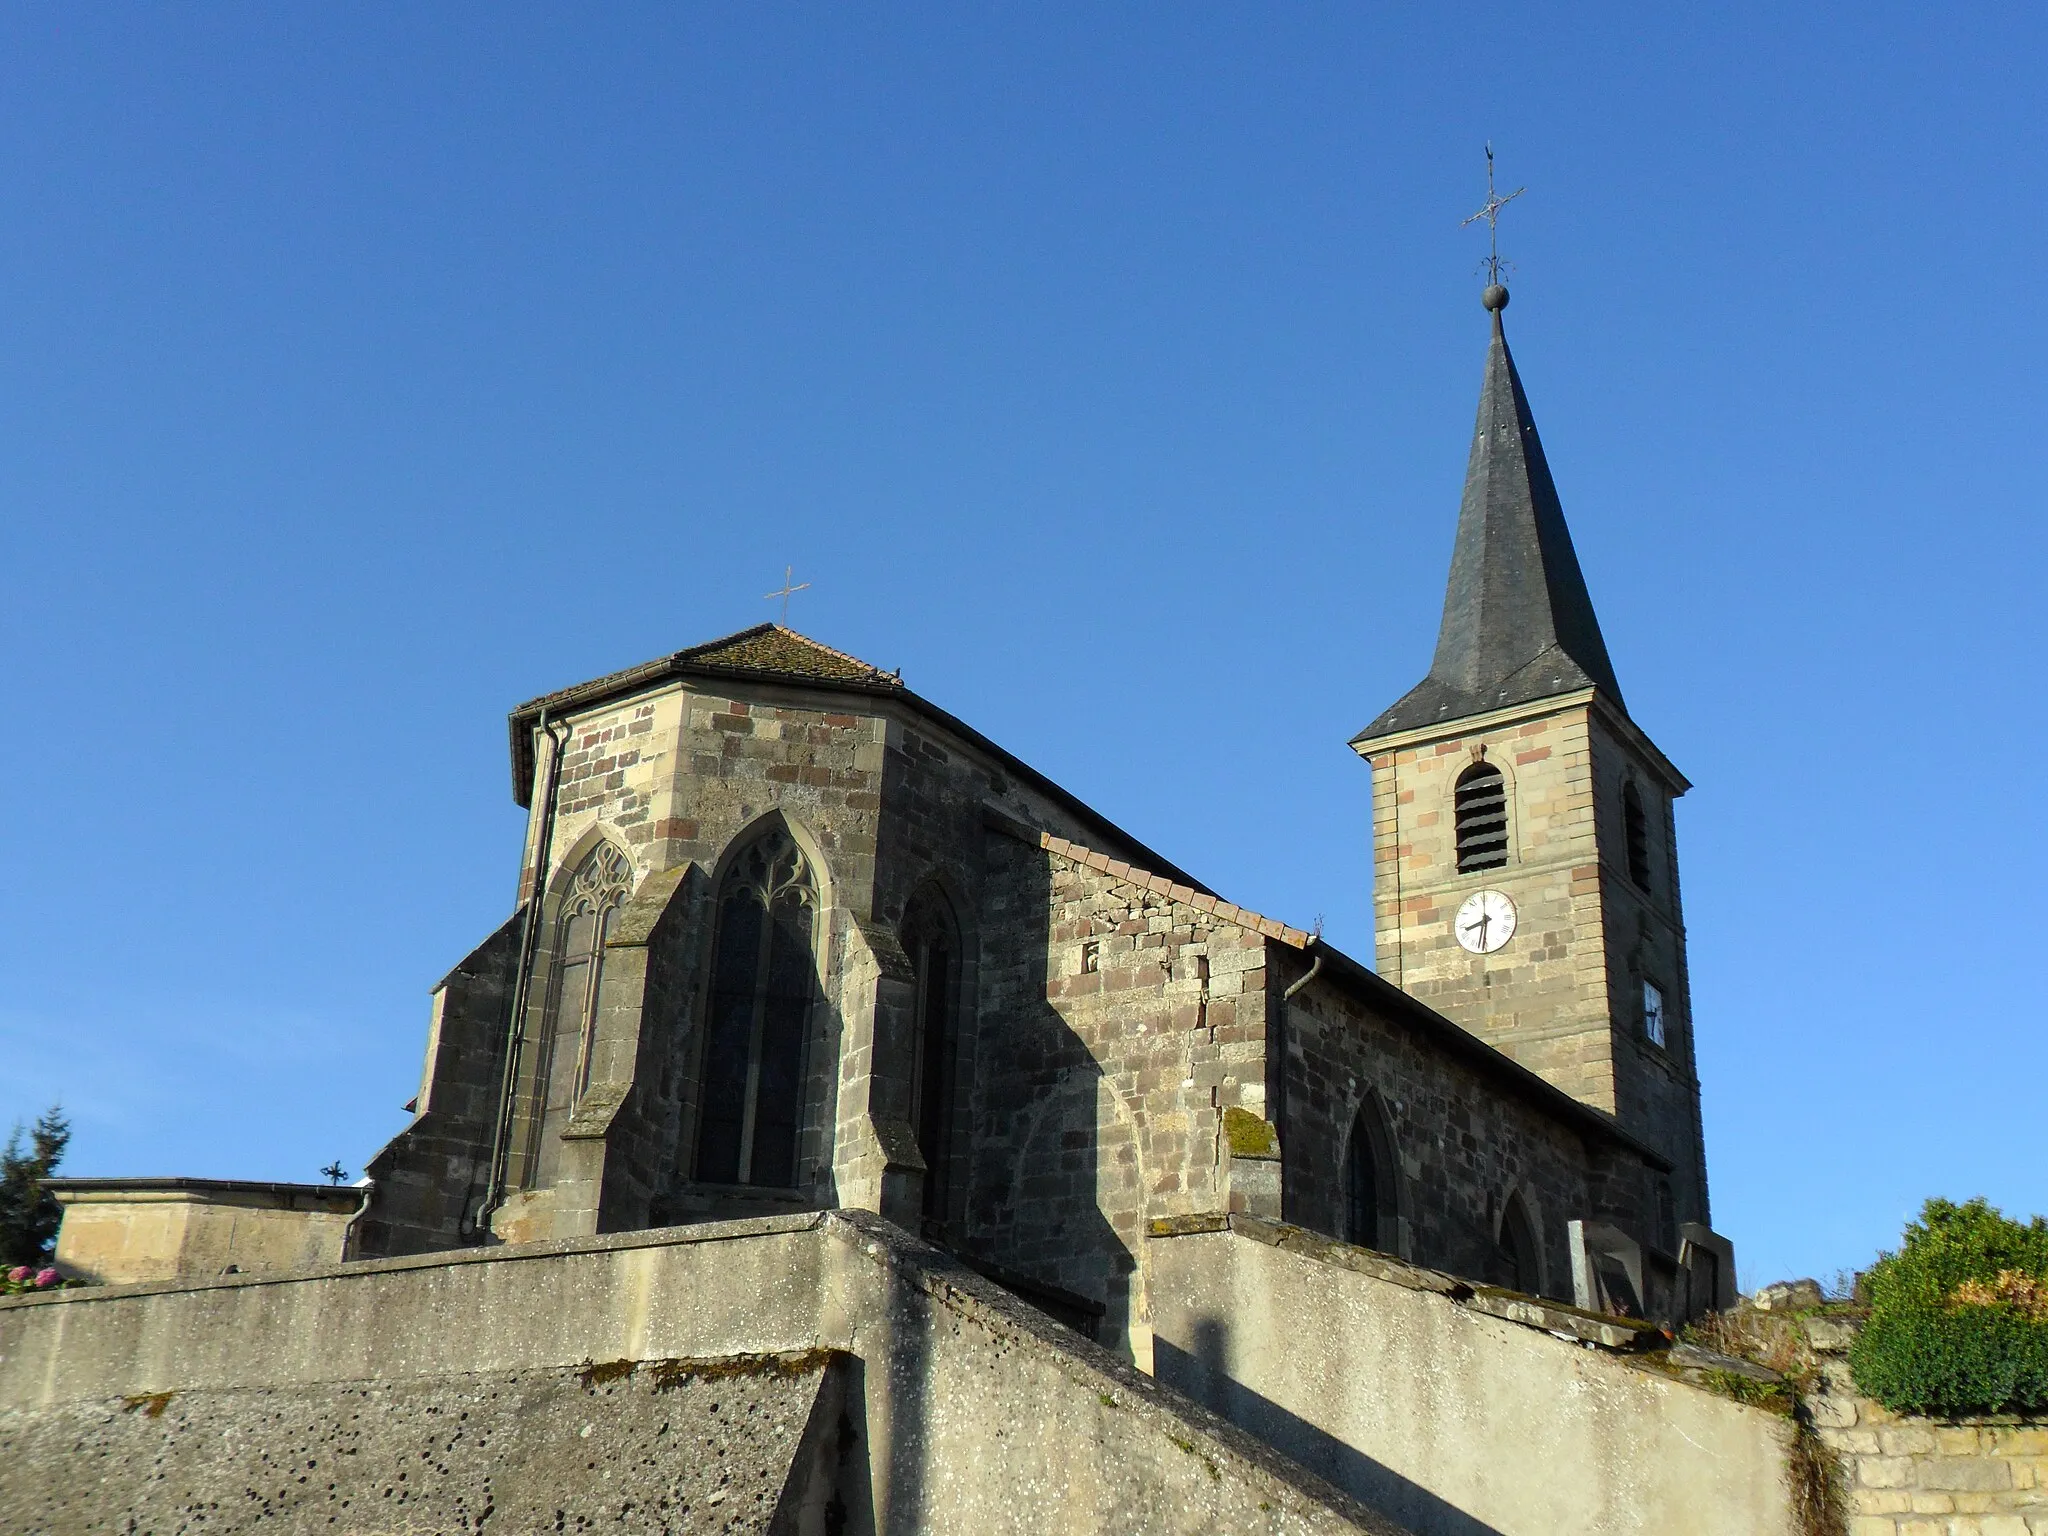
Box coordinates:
[1370,704,1611,1101]
[1280,959,1620,1294]
[970,834,1275,1358]
[391,669,1222,1254]
[1584,710,1710,1230]
[1799,1318,2048,1536]
[1364,696,1707,1234]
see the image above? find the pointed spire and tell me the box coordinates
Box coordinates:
[1356,292,1623,742]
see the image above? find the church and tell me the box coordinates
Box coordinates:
[10,287,1783,1536]
[347,279,1725,1355]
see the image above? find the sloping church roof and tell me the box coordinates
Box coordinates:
[505,623,1211,891]
[1356,305,1623,743]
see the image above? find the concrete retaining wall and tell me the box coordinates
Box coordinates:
[0,1210,1394,1536]
[1149,1216,1797,1536]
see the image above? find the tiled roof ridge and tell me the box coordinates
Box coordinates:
[675,623,902,684]
[995,820,1314,948]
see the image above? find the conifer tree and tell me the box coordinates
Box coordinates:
[0,1106,71,1268]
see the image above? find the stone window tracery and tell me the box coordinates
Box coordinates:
[694,828,818,1188]
[517,840,632,1187]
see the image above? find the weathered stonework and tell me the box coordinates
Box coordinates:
[1355,691,1708,1240]
[1801,1320,2048,1536]
[341,623,1685,1368]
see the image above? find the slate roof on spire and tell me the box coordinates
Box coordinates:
[1355,308,1623,743]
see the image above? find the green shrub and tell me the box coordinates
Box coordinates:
[1848,1197,2048,1417]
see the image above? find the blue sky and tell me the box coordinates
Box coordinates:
[2,5,2040,1289]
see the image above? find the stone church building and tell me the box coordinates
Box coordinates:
[347,285,1721,1360]
[14,292,1779,1536]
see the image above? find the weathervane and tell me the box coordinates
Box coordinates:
[764,565,811,624]
[1462,143,1524,299]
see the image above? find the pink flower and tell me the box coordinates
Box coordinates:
[33,1268,58,1288]
[6,1267,28,1283]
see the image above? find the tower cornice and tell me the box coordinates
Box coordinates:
[1351,685,1689,796]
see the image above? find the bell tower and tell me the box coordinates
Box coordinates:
[1351,284,1710,1229]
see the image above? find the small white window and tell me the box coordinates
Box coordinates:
[1643,980,1666,1048]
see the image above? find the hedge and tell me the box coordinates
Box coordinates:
[1848,1197,2048,1417]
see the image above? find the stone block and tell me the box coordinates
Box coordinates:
[1853,1489,1911,1515]
[1848,1519,1897,1536]
[1921,1459,2014,1493]
[1978,1518,2033,1536]
[1863,1458,1918,1489]
[1809,1392,1861,1428]
[1885,1427,1941,1456]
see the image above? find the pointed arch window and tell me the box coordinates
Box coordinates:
[1622,781,1652,889]
[902,886,961,1223]
[695,828,818,1188]
[1344,1097,1396,1252]
[518,840,632,1186]
[1497,1192,1541,1295]
[1454,762,1509,872]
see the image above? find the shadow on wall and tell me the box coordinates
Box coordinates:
[968,836,1146,1357]
[1156,1321,1507,1536]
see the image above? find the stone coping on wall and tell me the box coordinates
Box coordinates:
[45,1177,366,1212]
[0,1210,830,1313]
[1149,1212,1775,1370]
[1,1208,1409,1535]
[981,810,1316,947]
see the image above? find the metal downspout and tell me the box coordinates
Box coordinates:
[472,711,571,1236]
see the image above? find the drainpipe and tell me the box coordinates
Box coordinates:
[472,711,571,1236]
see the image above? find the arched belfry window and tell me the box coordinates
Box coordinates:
[695,827,819,1188]
[1497,1192,1541,1296]
[901,886,961,1222]
[1454,762,1509,872]
[518,839,632,1186]
[1344,1097,1396,1252]
[1622,781,1652,889]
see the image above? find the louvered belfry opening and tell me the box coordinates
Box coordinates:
[1454,762,1510,872]
[1623,782,1652,888]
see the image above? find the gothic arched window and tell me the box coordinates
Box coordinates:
[1344,1097,1396,1252]
[1622,781,1652,889]
[694,827,819,1188]
[901,886,961,1222]
[1497,1192,1541,1295]
[1454,762,1509,872]
[518,840,632,1187]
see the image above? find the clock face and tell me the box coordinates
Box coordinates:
[1454,890,1517,954]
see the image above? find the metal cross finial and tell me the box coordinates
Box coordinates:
[764,565,811,624]
[1462,143,1525,287]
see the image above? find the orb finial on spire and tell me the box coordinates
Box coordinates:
[1463,143,1524,307]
